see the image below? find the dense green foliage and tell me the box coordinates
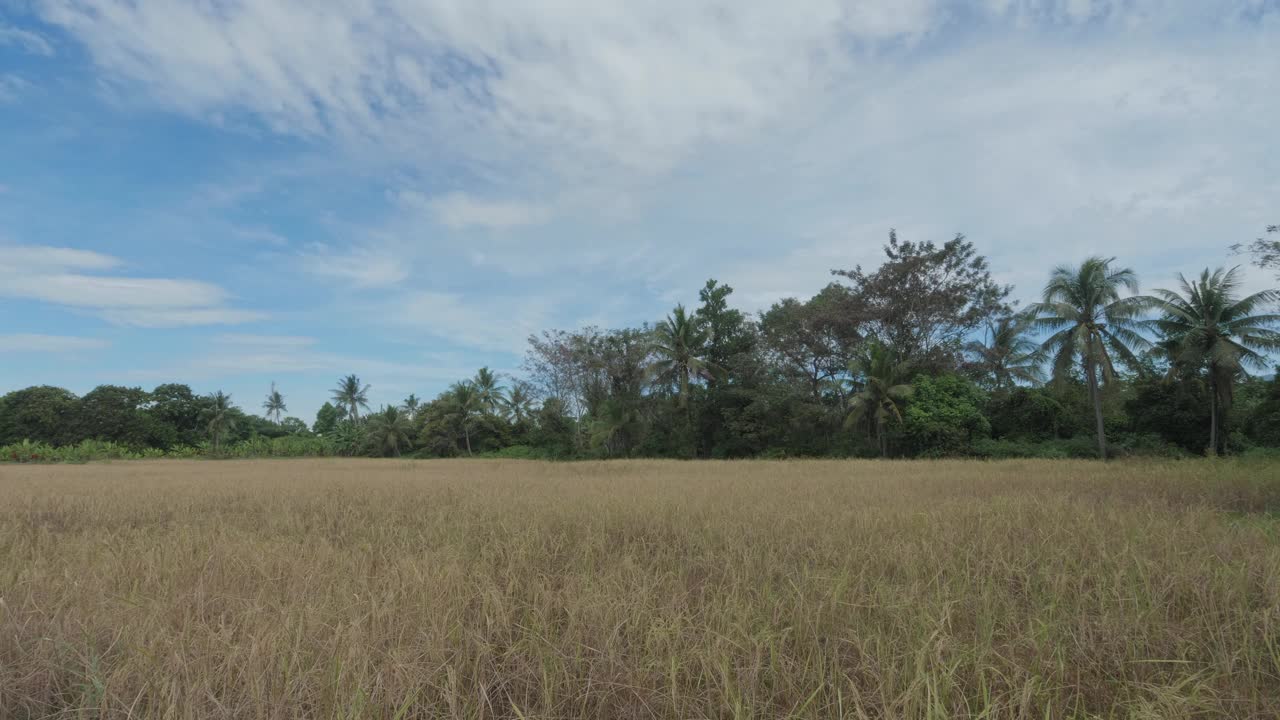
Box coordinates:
[4,234,1280,462]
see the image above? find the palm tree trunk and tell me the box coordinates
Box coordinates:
[1086,355,1107,460]
[877,419,887,458]
[464,424,473,456]
[679,370,689,409]
[1208,375,1218,456]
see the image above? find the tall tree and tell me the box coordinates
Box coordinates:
[148,383,204,447]
[1232,224,1280,279]
[844,342,913,457]
[1032,257,1150,459]
[651,304,722,409]
[833,230,1010,368]
[964,313,1045,390]
[448,382,482,456]
[365,405,414,457]
[760,285,861,402]
[262,382,286,424]
[331,374,371,421]
[204,391,237,454]
[76,385,179,449]
[0,386,79,446]
[313,402,340,436]
[473,368,505,414]
[1149,267,1280,454]
[401,393,421,421]
[503,382,535,425]
[694,279,756,375]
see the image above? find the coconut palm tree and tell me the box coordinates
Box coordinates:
[365,405,415,457]
[262,382,286,424]
[844,342,913,457]
[1149,267,1280,454]
[205,390,237,454]
[331,374,371,421]
[401,393,421,421]
[448,382,482,456]
[473,368,505,414]
[965,313,1045,390]
[651,304,723,409]
[503,382,535,425]
[1031,257,1151,459]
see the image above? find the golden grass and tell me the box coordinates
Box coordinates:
[1,458,1278,719]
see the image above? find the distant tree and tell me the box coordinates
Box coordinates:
[473,368,505,414]
[279,416,309,435]
[401,393,421,421]
[331,374,370,421]
[447,382,482,456]
[503,382,536,425]
[1149,267,1280,454]
[833,230,1010,368]
[844,342,913,457]
[365,405,414,457]
[530,398,575,458]
[75,385,175,449]
[759,286,861,401]
[986,387,1066,441]
[694,279,757,375]
[1231,224,1280,279]
[1246,370,1280,445]
[1125,376,1211,454]
[148,383,204,446]
[524,328,597,441]
[204,391,237,454]
[903,373,991,456]
[0,386,79,446]
[262,382,286,424]
[964,313,1045,390]
[313,402,340,436]
[331,418,368,457]
[651,304,723,409]
[1032,257,1151,459]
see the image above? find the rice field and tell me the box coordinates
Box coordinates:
[1,458,1278,719]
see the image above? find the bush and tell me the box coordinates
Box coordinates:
[904,374,990,456]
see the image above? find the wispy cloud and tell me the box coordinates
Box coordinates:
[7,0,1277,392]
[423,192,554,230]
[0,25,53,56]
[387,290,557,355]
[0,244,263,327]
[0,74,29,103]
[297,243,409,288]
[0,334,108,353]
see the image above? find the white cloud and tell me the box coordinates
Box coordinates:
[0,244,120,271]
[298,243,409,288]
[29,0,1280,339]
[0,243,263,327]
[424,192,553,230]
[0,74,29,103]
[389,290,555,354]
[216,334,317,349]
[97,308,268,328]
[0,25,53,55]
[0,334,109,353]
[233,227,290,247]
[4,274,227,308]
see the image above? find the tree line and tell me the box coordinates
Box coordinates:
[4,229,1280,462]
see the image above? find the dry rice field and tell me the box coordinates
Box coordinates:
[1,458,1278,719]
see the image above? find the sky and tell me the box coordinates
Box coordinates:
[1,0,1278,423]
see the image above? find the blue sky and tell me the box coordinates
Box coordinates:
[1,0,1278,422]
